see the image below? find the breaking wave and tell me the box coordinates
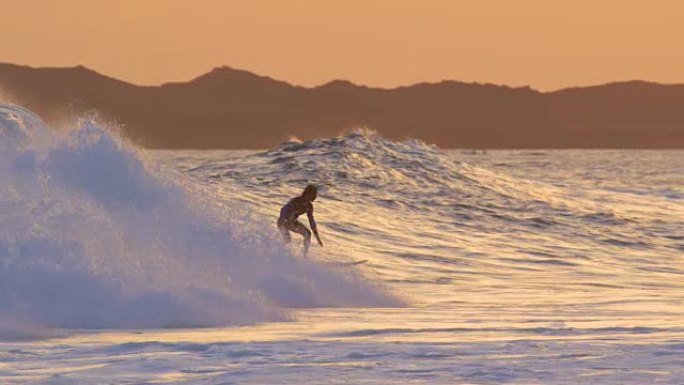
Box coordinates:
[0,104,398,337]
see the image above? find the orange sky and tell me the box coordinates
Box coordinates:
[2,0,683,90]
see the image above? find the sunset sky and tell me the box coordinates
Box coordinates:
[2,0,683,90]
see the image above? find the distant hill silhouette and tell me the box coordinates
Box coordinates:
[1,63,682,148]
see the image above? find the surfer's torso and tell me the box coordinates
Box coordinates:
[276,185,323,256]
[279,196,313,223]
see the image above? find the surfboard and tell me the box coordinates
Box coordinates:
[338,259,368,266]
[326,259,368,267]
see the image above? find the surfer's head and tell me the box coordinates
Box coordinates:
[302,184,318,201]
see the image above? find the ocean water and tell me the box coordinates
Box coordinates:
[1,104,683,384]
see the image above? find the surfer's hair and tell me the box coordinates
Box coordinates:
[303,184,318,201]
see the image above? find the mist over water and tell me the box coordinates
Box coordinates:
[0,104,397,336]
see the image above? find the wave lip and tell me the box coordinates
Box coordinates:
[0,103,56,151]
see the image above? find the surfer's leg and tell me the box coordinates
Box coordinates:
[277,220,291,244]
[291,221,311,256]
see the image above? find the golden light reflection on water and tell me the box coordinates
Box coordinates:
[50,301,684,348]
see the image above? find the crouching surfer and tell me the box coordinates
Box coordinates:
[277,184,324,256]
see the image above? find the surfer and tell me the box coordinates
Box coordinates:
[278,184,324,256]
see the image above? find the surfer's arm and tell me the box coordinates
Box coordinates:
[307,208,324,247]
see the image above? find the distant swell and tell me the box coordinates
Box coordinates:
[320,326,675,338]
[186,128,683,299]
[0,104,399,338]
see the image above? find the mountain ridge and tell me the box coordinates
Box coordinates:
[1,63,682,148]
